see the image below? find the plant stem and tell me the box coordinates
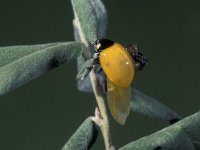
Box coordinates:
[73,15,113,149]
[89,70,112,150]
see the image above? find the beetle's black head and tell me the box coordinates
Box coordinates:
[94,38,114,52]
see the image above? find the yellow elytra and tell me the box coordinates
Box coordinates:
[94,39,135,125]
[99,42,135,88]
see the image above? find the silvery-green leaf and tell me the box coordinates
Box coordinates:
[76,58,94,80]
[73,20,82,42]
[72,0,107,92]
[90,0,107,38]
[131,88,181,124]
[61,117,98,150]
[176,111,200,148]
[77,76,93,92]
[119,124,195,150]
[74,23,93,91]
[120,111,200,150]
[77,56,93,92]
[0,42,85,95]
[71,0,107,43]
[76,55,106,93]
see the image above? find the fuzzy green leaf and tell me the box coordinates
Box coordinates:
[120,111,200,150]
[76,58,94,80]
[131,88,181,124]
[176,111,200,149]
[119,123,195,150]
[72,0,107,91]
[61,117,98,150]
[76,56,93,92]
[71,0,107,43]
[90,0,107,38]
[0,42,85,95]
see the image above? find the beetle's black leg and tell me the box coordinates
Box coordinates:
[94,65,103,73]
[93,52,99,62]
[92,51,103,73]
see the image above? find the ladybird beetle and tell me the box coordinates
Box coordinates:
[93,38,147,124]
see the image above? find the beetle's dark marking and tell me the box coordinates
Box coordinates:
[169,118,180,124]
[105,63,110,67]
[95,38,114,52]
[120,60,124,65]
[153,146,162,150]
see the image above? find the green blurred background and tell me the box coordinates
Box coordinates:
[0,0,200,149]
